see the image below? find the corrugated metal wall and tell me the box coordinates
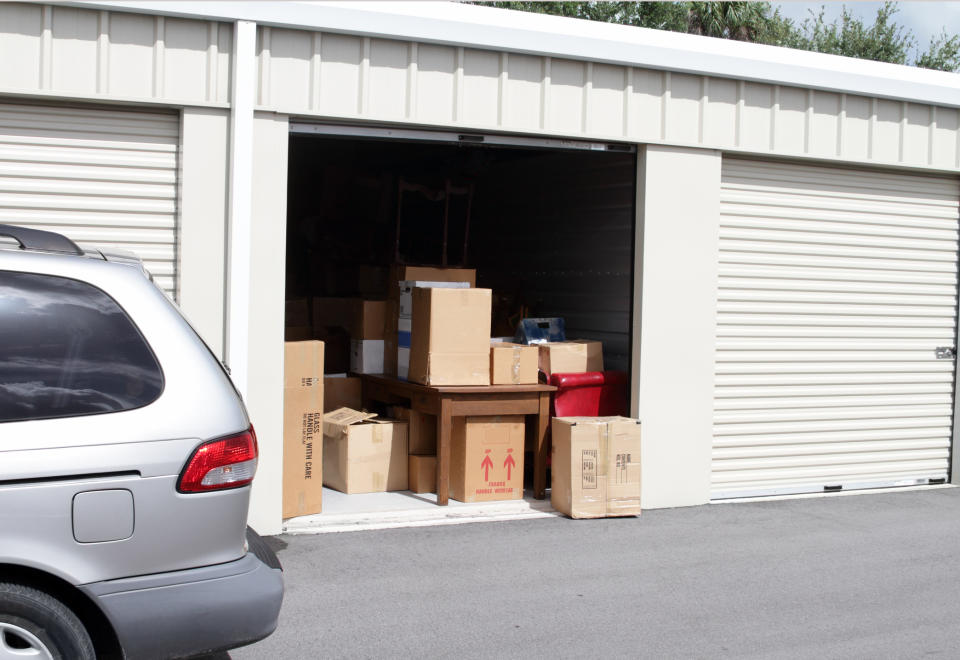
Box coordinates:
[472,150,635,371]
[257,26,960,173]
[0,3,231,107]
[0,101,180,297]
[712,158,960,497]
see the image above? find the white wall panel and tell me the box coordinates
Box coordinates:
[708,78,739,148]
[318,32,362,117]
[415,44,455,124]
[461,48,500,127]
[0,4,229,107]
[505,53,542,131]
[368,38,409,119]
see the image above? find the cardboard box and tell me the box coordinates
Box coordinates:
[551,416,642,519]
[285,298,311,328]
[323,375,362,412]
[408,287,492,386]
[283,341,324,519]
[388,406,437,454]
[383,299,399,376]
[399,280,470,318]
[388,265,476,300]
[313,298,386,340]
[322,408,408,493]
[538,340,604,378]
[397,317,412,380]
[451,415,524,502]
[408,454,437,494]
[490,342,539,385]
[350,339,384,374]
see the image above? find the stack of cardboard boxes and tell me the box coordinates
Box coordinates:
[282,263,643,519]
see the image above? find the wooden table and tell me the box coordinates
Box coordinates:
[360,374,556,505]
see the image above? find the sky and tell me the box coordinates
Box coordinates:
[774,1,960,56]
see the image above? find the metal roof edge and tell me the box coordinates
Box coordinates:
[60,0,960,108]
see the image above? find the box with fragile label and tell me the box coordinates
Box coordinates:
[551,416,642,519]
[350,339,384,374]
[408,454,437,494]
[408,287,492,386]
[490,342,539,385]
[451,416,524,502]
[538,340,604,379]
[322,408,408,494]
[283,341,324,519]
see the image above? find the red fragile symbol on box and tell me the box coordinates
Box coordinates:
[504,448,516,480]
[481,449,493,481]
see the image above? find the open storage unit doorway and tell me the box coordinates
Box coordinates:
[284,123,638,525]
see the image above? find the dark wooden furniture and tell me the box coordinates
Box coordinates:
[360,374,556,505]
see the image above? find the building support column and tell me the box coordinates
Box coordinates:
[632,145,721,509]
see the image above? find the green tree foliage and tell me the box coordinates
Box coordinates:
[479,1,960,72]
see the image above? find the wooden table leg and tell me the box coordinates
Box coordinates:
[436,397,452,506]
[533,391,550,500]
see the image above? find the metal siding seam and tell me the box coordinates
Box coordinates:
[206,22,218,103]
[698,76,708,144]
[623,67,632,138]
[804,89,813,154]
[735,80,744,147]
[581,61,592,134]
[837,93,845,157]
[539,56,550,131]
[258,26,271,107]
[899,100,907,163]
[869,98,878,160]
[96,11,109,95]
[40,5,52,89]
[660,71,669,140]
[453,46,463,122]
[497,51,507,127]
[309,32,321,112]
[405,42,417,120]
[770,85,778,150]
[152,16,165,99]
[358,37,370,116]
[928,106,936,166]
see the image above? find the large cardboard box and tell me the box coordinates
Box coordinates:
[408,287,492,386]
[350,339,384,374]
[283,341,325,519]
[538,340,604,378]
[323,375,362,412]
[313,298,386,340]
[450,416,524,502]
[551,416,642,519]
[322,408,408,493]
[389,406,437,454]
[490,342,539,385]
[408,454,437,494]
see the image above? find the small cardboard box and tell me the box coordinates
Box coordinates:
[408,287,492,386]
[283,341,324,519]
[408,454,437,494]
[451,416,524,502]
[323,375,362,412]
[551,416,642,519]
[538,340,604,378]
[350,339,384,374]
[322,408,408,493]
[490,342,539,385]
[388,265,476,300]
[399,280,470,319]
[389,406,437,454]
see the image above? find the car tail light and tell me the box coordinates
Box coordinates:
[178,427,258,493]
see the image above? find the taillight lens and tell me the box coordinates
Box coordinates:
[178,427,258,493]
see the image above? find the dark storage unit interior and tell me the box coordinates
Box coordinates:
[285,133,637,372]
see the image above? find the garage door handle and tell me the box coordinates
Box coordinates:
[935,347,956,360]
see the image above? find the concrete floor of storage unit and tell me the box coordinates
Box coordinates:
[283,487,559,533]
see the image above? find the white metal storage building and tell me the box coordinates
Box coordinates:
[1,1,958,534]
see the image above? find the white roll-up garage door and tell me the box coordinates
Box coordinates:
[713,158,960,498]
[0,102,179,298]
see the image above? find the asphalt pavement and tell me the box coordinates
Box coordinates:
[232,487,960,659]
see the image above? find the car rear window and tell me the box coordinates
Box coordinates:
[0,271,163,422]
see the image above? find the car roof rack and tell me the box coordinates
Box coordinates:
[0,224,83,255]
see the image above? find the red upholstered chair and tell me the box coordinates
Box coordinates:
[549,371,629,418]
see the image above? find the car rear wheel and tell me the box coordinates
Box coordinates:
[0,583,94,660]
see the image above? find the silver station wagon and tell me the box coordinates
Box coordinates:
[0,224,283,659]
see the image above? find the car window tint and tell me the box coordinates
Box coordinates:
[0,271,163,422]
